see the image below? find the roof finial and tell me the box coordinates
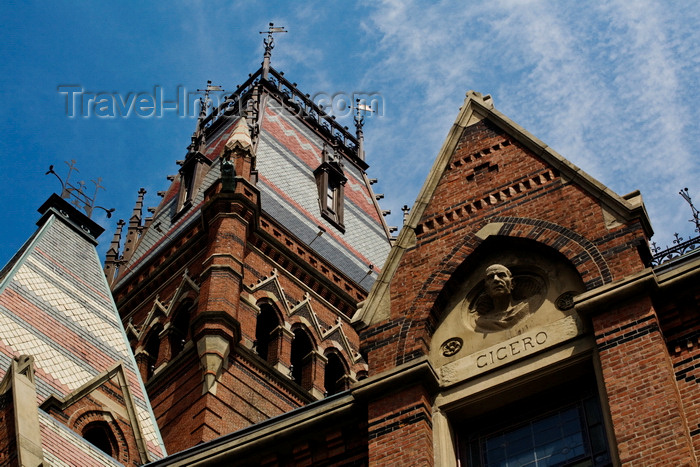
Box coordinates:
[196,80,225,119]
[45,161,115,219]
[260,22,287,79]
[680,188,700,234]
[354,100,374,161]
[189,80,225,154]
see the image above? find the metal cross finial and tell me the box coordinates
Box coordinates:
[260,22,287,78]
[680,187,700,233]
[354,100,373,161]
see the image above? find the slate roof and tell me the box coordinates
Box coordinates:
[0,201,166,462]
[115,69,391,292]
[256,96,391,286]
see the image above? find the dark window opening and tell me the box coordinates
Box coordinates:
[255,304,280,362]
[290,329,314,387]
[324,352,347,396]
[144,328,161,380]
[169,301,193,358]
[83,421,118,458]
[176,153,211,214]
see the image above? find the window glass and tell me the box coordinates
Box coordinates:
[460,375,611,467]
[482,405,587,466]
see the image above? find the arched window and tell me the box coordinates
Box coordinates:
[169,300,193,357]
[83,421,118,457]
[324,351,348,396]
[255,304,280,362]
[290,328,314,387]
[144,327,161,380]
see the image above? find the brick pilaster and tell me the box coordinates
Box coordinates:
[594,296,696,465]
[368,384,433,466]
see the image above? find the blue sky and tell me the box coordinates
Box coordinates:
[2,1,699,268]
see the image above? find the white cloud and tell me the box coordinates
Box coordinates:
[362,0,700,245]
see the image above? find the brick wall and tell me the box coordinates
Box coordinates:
[362,119,649,375]
[0,392,17,466]
[368,384,433,466]
[118,183,369,452]
[593,296,696,464]
[659,279,700,462]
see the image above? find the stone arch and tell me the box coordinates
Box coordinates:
[393,218,610,367]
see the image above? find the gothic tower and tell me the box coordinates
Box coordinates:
[105,28,392,452]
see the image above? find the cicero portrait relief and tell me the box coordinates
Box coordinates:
[466,264,543,333]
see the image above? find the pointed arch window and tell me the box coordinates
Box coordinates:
[290,328,314,389]
[169,300,193,358]
[324,351,348,396]
[144,327,162,380]
[255,304,280,362]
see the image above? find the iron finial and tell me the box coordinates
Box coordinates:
[354,100,374,161]
[680,187,700,233]
[260,22,287,79]
[45,161,114,219]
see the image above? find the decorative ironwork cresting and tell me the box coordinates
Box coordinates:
[651,188,700,266]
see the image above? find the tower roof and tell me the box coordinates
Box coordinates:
[0,195,165,462]
[112,64,391,293]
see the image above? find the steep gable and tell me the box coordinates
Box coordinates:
[356,91,653,374]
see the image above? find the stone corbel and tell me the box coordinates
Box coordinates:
[197,335,231,395]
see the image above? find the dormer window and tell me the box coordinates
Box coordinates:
[314,149,346,232]
[176,153,211,213]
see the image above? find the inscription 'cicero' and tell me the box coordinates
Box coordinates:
[476,331,547,368]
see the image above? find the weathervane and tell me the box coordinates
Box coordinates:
[260,22,287,78]
[196,80,225,119]
[354,100,374,161]
[354,100,374,131]
[46,160,115,218]
[680,187,700,234]
[188,80,224,153]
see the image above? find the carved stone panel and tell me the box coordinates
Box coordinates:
[430,244,586,385]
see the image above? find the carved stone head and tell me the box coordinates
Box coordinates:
[484,264,514,298]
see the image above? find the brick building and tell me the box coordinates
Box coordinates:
[2,37,700,466]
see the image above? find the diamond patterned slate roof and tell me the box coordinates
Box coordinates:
[0,207,166,461]
[257,98,391,285]
[116,80,391,292]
